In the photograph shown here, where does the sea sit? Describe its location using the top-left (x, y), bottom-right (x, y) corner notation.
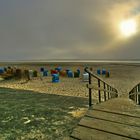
top-left (0, 59), bottom-right (140, 65)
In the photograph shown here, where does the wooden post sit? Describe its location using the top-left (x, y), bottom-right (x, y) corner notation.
top-left (138, 84), bottom-right (140, 92)
top-left (98, 79), bottom-right (101, 103)
top-left (110, 87), bottom-right (112, 98)
top-left (89, 73), bottom-right (92, 107)
top-left (138, 84), bottom-right (140, 105)
top-left (103, 82), bottom-right (106, 101)
top-left (129, 91), bottom-right (132, 100)
top-left (132, 88), bottom-right (135, 101)
top-left (135, 87), bottom-right (137, 103)
top-left (115, 89), bottom-right (118, 97)
top-left (107, 85), bottom-right (110, 99)
top-left (137, 93), bottom-right (140, 105)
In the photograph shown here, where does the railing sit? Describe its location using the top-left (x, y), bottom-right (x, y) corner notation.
top-left (85, 67), bottom-right (118, 107)
top-left (129, 83), bottom-right (140, 105)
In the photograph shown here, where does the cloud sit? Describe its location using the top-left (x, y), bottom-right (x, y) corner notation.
top-left (0, 0), bottom-right (140, 60)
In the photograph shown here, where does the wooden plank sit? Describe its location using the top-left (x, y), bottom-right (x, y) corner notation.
top-left (86, 84), bottom-right (117, 95)
top-left (91, 108), bottom-right (140, 119)
top-left (129, 92), bottom-right (140, 105)
top-left (129, 92), bottom-right (140, 96)
top-left (107, 85), bottom-right (110, 99)
top-left (71, 125), bottom-right (133, 140)
top-left (98, 79), bottom-right (101, 103)
top-left (137, 94), bottom-right (140, 105)
top-left (86, 109), bottom-right (140, 127)
top-left (79, 116), bottom-right (140, 140)
top-left (103, 82), bottom-right (107, 101)
top-left (88, 73), bottom-right (92, 107)
top-left (84, 68), bottom-right (113, 88)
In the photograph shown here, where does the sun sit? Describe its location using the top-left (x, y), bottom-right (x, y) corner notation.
top-left (119, 19), bottom-right (137, 37)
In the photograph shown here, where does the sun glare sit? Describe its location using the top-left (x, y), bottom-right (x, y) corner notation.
top-left (119, 19), bottom-right (137, 37)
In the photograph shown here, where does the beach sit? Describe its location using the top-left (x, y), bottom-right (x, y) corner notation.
top-left (0, 62), bottom-right (140, 98)
top-left (0, 62), bottom-right (140, 139)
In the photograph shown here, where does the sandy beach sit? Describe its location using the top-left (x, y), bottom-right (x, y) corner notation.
top-left (0, 62), bottom-right (140, 98)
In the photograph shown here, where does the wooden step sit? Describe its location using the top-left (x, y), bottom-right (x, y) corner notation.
top-left (78, 116), bottom-right (140, 140)
top-left (71, 125), bottom-right (134, 140)
top-left (86, 109), bottom-right (140, 127)
top-left (70, 98), bottom-right (140, 140)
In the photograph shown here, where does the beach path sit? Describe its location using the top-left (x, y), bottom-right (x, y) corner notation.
top-left (70, 97), bottom-right (140, 140)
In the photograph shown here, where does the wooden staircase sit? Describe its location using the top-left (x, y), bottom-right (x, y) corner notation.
top-left (69, 68), bottom-right (140, 140)
top-left (70, 98), bottom-right (140, 140)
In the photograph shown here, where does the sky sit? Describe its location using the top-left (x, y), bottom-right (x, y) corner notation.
top-left (0, 0), bottom-right (140, 61)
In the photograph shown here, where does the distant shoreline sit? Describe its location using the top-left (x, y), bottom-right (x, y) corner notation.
top-left (0, 60), bottom-right (140, 66)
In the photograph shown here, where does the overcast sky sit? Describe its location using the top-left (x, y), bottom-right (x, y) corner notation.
top-left (0, 0), bottom-right (140, 61)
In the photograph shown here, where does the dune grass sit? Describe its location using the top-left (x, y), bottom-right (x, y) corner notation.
top-left (0, 88), bottom-right (88, 140)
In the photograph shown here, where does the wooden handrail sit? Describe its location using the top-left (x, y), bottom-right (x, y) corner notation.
top-left (129, 83), bottom-right (140, 93)
top-left (85, 67), bottom-right (111, 87)
top-left (84, 67), bottom-right (118, 108)
top-left (86, 84), bottom-right (118, 95)
top-left (129, 92), bottom-right (140, 96)
top-left (129, 83), bottom-right (140, 105)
